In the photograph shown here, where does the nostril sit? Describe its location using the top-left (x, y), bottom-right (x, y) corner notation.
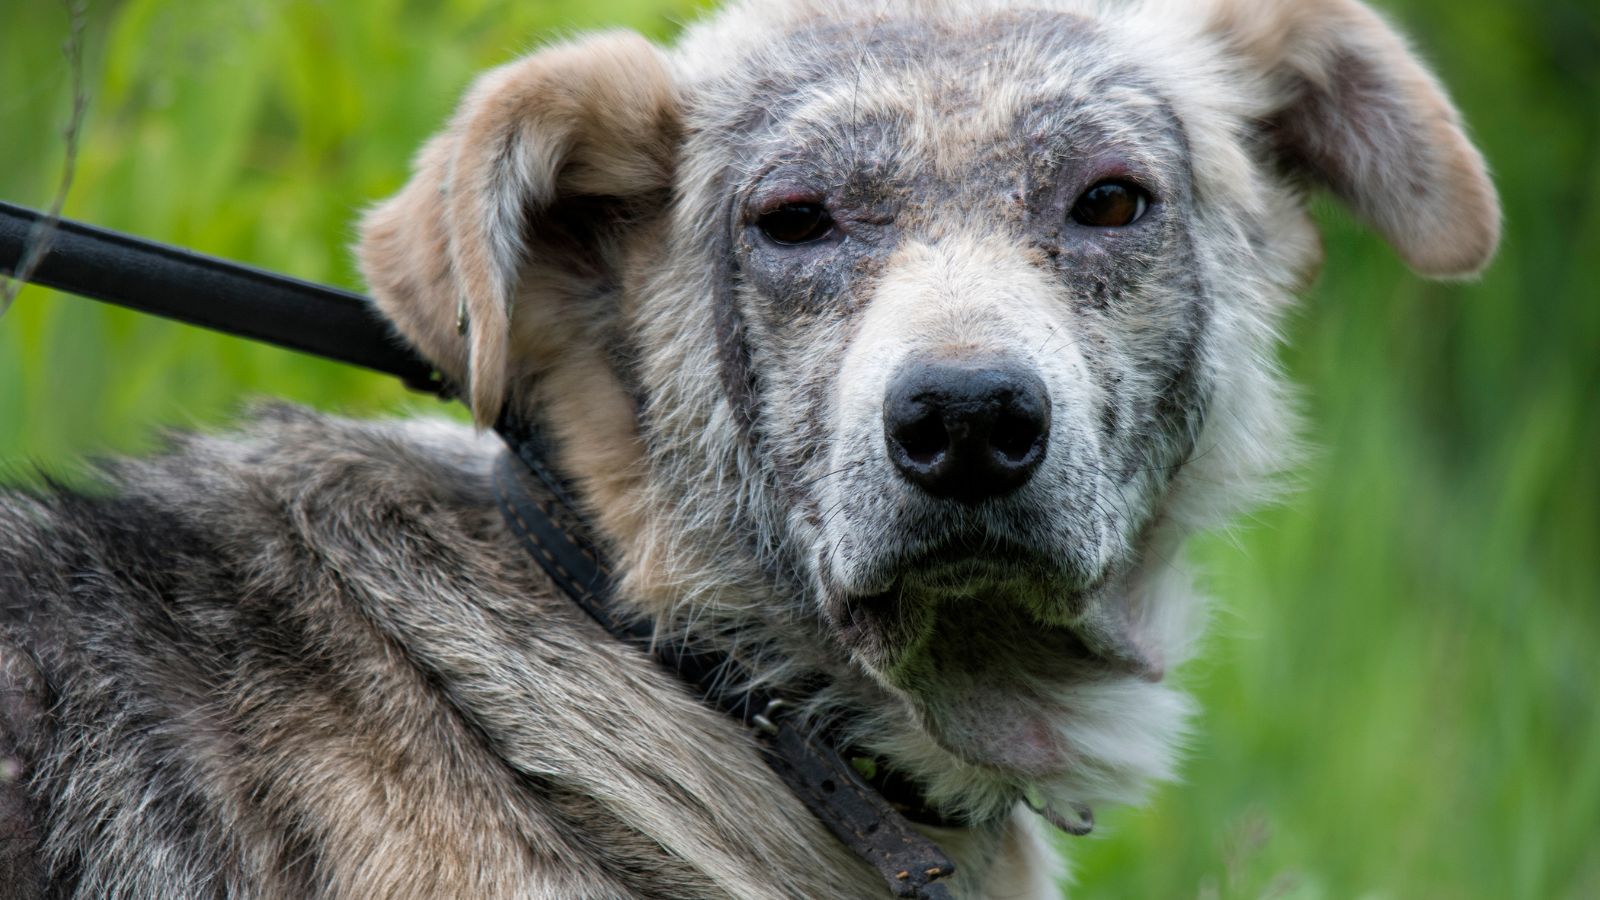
top-left (990, 406), bottom-right (1042, 462)
top-left (894, 407), bottom-right (948, 466)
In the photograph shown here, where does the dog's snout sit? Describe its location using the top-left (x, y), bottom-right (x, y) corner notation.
top-left (883, 358), bottom-right (1051, 503)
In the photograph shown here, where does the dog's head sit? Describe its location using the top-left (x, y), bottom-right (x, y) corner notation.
top-left (360, 0), bottom-right (1496, 821)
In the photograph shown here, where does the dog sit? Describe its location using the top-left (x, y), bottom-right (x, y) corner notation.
top-left (0, 0), bottom-right (1497, 896)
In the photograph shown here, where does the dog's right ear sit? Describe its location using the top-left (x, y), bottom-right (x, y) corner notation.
top-left (358, 32), bottom-right (678, 426)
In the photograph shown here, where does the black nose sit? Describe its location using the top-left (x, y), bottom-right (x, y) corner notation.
top-left (883, 358), bottom-right (1051, 503)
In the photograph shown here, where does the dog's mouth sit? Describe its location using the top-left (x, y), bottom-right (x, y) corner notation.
top-left (823, 543), bottom-right (1161, 778)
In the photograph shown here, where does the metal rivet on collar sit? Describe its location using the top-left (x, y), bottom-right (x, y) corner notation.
top-left (751, 698), bottom-right (790, 736)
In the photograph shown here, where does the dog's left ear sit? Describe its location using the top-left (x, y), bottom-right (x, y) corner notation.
top-left (359, 32), bottom-right (678, 426)
top-left (1208, 0), bottom-right (1500, 277)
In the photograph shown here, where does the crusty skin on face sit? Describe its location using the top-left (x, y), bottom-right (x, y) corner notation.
top-left (0, 1), bottom-right (1496, 897)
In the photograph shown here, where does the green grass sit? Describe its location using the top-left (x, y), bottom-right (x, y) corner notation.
top-left (3, 1), bottom-right (1597, 896)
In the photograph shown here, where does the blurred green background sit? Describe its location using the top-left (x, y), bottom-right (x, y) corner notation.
top-left (2, 0), bottom-right (1596, 896)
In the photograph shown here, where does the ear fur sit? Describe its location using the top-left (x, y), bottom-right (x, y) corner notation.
top-left (1208, 0), bottom-right (1500, 277)
top-left (358, 32), bottom-right (678, 425)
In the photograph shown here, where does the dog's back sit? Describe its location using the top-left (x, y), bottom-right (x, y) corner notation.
top-left (0, 408), bottom-right (918, 899)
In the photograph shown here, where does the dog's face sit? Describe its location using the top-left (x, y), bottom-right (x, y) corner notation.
top-left (361, 0), bottom-right (1497, 817)
top-left (709, 14), bottom-right (1216, 776)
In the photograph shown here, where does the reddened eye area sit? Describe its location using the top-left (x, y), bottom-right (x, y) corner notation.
top-left (757, 202), bottom-right (835, 244)
top-left (1069, 181), bottom-right (1150, 228)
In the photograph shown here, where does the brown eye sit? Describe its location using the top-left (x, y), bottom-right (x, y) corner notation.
top-left (757, 202), bottom-right (834, 244)
top-left (1069, 181), bottom-right (1150, 228)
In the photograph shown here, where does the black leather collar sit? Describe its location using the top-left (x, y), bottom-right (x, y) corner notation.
top-left (492, 413), bottom-right (959, 899)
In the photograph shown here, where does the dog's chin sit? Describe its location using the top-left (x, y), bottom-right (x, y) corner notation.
top-left (828, 560), bottom-right (1162, 780)
top-left (900, 603), bottom-right (1101, 778)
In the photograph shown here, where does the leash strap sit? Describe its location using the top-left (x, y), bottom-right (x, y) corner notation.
top-left (493, 415), bottom-right (957, 900)
top-left (0, 200), bottom-right (444, 393)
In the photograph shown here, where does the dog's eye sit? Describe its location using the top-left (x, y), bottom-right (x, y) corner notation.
top-left (757, 202), bottom-right (835, 245)
top-left (1069, 181), bottom-right (1150, 228)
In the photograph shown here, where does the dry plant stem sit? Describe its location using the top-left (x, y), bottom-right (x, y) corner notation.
top-left (0, 0), bottom-right (90, 317)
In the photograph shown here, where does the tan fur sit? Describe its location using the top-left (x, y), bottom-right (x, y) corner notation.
top-left (357, 31), bottom-right (680, 426)
top-left (1201, 0), bottom-right (1500, 275)
top-left (219, 594), bottom-right (544, 899)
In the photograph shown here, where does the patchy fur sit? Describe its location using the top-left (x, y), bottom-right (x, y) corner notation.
top-left (0, 0), bottom-right (1495, 896)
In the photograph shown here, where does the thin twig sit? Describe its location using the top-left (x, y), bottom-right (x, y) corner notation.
top-left (0, 0), bottom-right (90, 316)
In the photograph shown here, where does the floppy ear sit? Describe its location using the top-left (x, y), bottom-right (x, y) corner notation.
top-left (358, 32), bottom-right (678, 426)
top-left (1209, 0), bottom-right (1499, 277)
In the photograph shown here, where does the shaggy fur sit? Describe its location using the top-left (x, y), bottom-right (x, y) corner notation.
top-left (0, 0), bottom-right (1495, 896)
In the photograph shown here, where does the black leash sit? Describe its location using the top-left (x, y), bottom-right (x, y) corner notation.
top-left (0, 200), bottom-right (444, 394)
top-left (2, 200), bottom-right (960, 898)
